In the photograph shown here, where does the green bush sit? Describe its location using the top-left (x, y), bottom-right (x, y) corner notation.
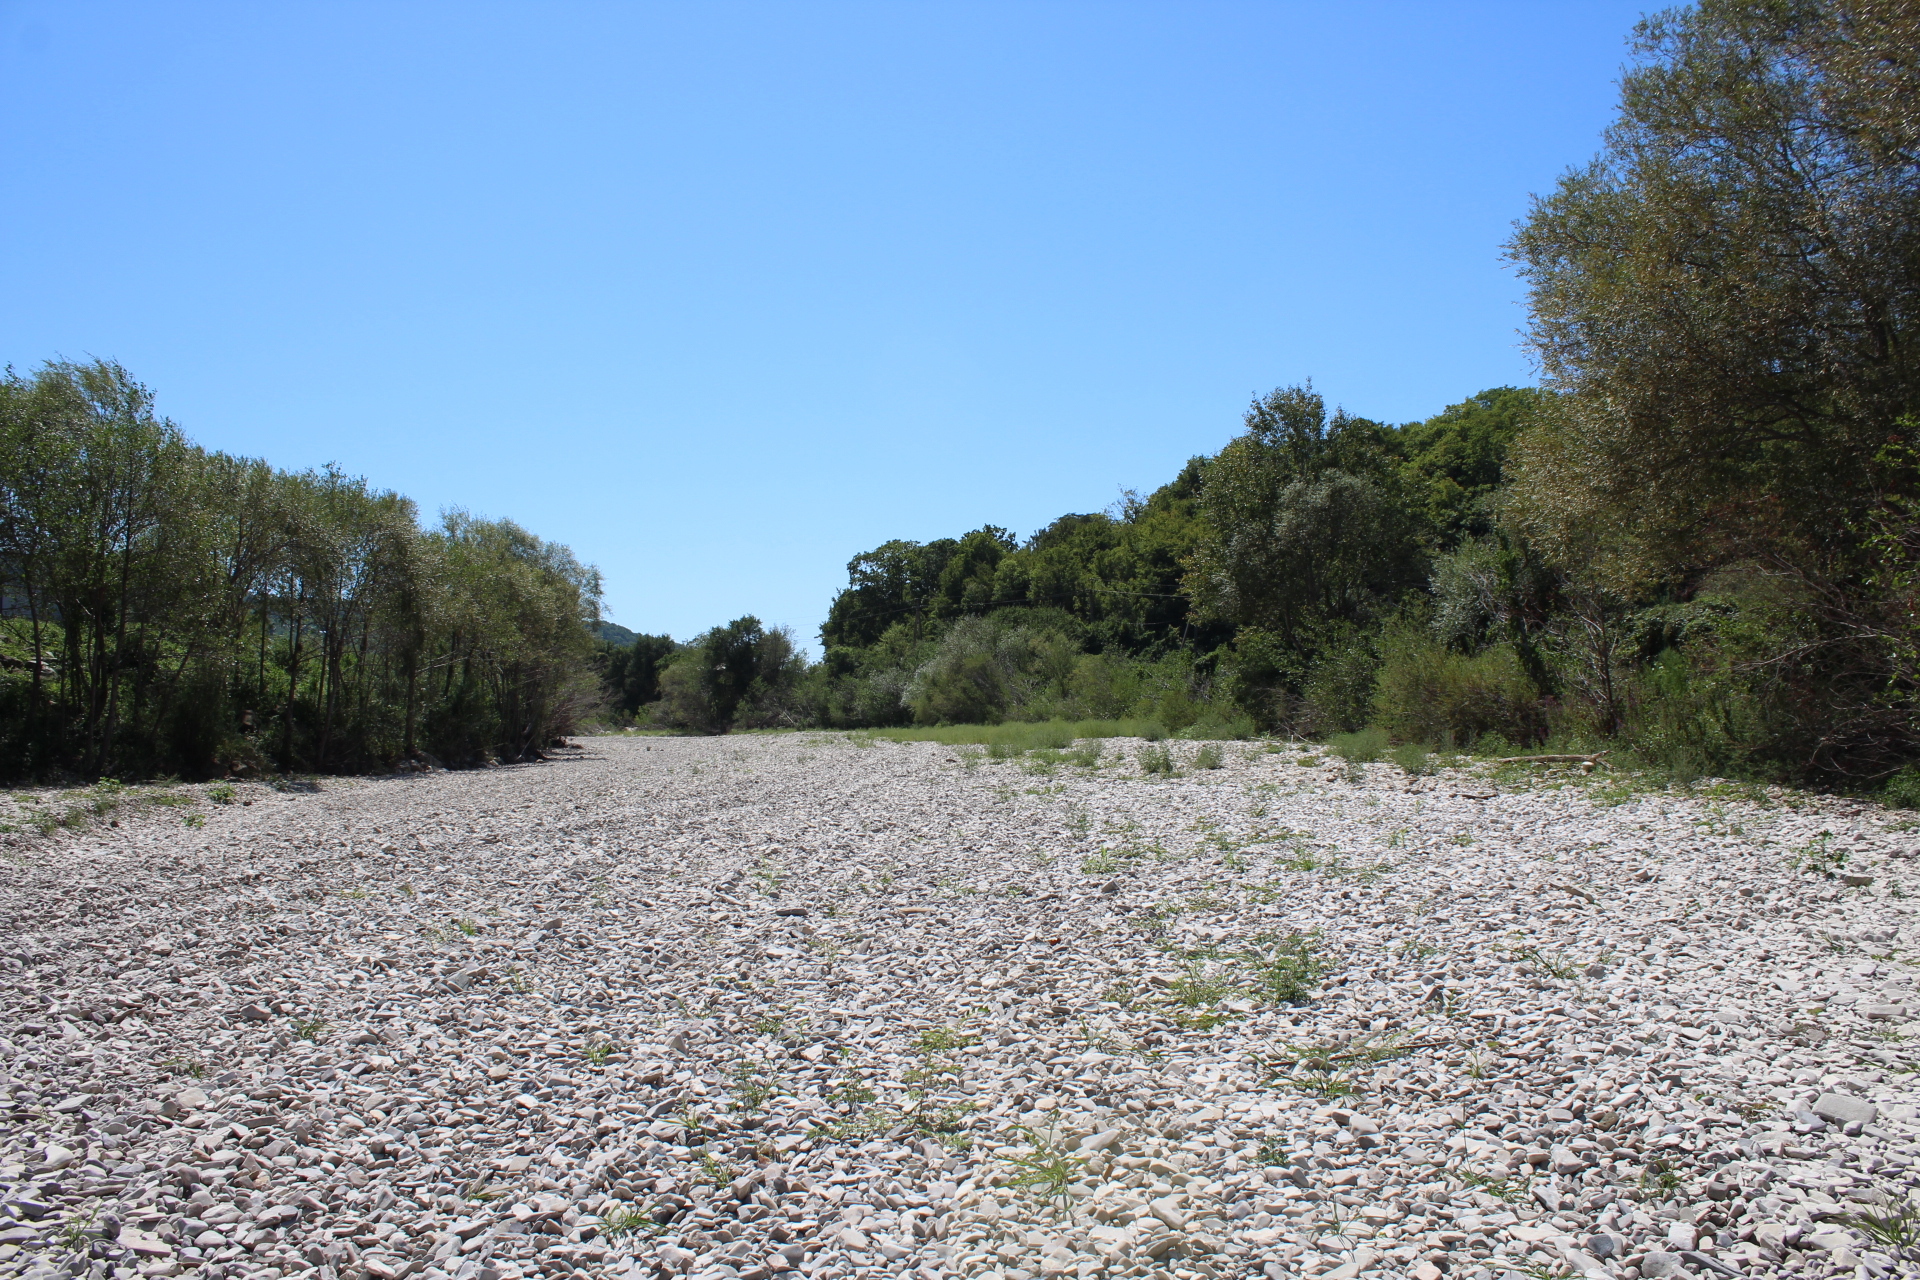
top-left (1193, 743), bottom-right (1224, 770)
top-left (1390, 742), bottom-right (1433, 776)
top-left (1886, 765), bottom-right (1920, 810)
top-left (1372, 626), bottom-right (1545, 748)
top-left (1138, 745), bottom-right (1174, 776)
top-left (1300, 632), bottom-right (1381, 734)
top-left (1327, 727), bottom-right (1389, 763)
top-left (1177, 711), bottom-right (1257, 741)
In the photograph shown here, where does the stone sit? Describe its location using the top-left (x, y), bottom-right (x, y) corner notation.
top-left (1549, 1144), bottom-right (1588, 1175)
top-left (12, 733), bottom-right (1920, 1280)
top-left (1811, 1092), bottom-right (1877, 1127)
top-left (1638, 1251), bottom-right (1684, 1278)
top-left (34, 1143), bottom-right (75, 1171)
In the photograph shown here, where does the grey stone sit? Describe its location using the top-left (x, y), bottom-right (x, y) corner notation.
top-left (1638, 1252), bottom-right (1683, 1279)
top-left (1811, 1092), bottom-right (1877, 1127)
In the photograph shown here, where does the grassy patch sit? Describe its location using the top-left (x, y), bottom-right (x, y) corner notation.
top-left (1327, 728), bottom-right (1389, 764)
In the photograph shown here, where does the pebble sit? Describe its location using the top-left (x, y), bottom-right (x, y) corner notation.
top-left (3, 734), bottom-right (1920, 1280)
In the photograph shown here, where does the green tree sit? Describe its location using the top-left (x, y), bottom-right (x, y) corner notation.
top-left (1188, 384), bottom-right (1425, 649)
top-left (1506, 0), bottom-right (1920, 583)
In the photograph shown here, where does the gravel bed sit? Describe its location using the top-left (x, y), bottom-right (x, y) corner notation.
top-left (4, 733), bottom-right (1920, 1280)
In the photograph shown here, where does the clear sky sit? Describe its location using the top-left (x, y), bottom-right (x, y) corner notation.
top-left (0, 1), bottom-right (1648, 648)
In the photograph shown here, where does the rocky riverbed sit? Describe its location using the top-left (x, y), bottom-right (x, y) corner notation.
top-left (4, 733), bottom-right (1920, 1280)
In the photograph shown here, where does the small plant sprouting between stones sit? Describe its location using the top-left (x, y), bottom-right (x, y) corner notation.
top-left (293, 1017), bottom-right (329, 1042)
top-left (1138, 745), bottom-right (1174, 777)
top-left (1453, 1168), bottom-right (1530, 1205)
top-left (207, 782), bottom-right (237, 804)
top-left (1792, 830), bottom-right (1849, 879)
top-left (1004, 1125), bottom-right (1085, 1213)
top-left (1846, 1192), bottom-right (1920, 1256)
top-left (1193, 743), bottom-right (1224, 770)
top-left (601, 1203), bottom-right (660, 1239)
top-left (1503, 937), bottom-right (1582, 981)
top-left (461, 1176), bottom-right (502, 1203)
top-left (1253, 930), bottom-right (1329, 1003)
top-left (584, 1040), bottom-right (616, 1066)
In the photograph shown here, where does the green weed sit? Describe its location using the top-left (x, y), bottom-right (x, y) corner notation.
top-left (1454, 1169), bottom-right (1530, 1205)
top-left (1167, 961), bottom-right (1236, 1009)
top-left (1193, 743), bottom-right (1224, 770)
top-left (207, 783), bottom-right (237, 805)
top-left (1792, 831), bottom-right (1849, 879)
top-left (1252, 930), bottom-right (1328, 1003)
top-left (1505, 940), bottom-right (1581, 980)
top-left (1004, 1125), bottom-right (1085, 1212)
top-left (1845, 1193), bottom-right (1920, 1253)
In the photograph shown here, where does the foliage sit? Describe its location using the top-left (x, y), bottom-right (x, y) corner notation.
top-left (1326, 728), bottom-right (1389, 765)
top-left (1373, 624), bottom-right (1547, 749)
top-left (1505, 0), bottom-right (1920, 782)
top-left (0, 360), bottom-right (601, 779)
top-left (1187, 384), bottom-right (1425, 650)
top-left (649, 617), bottom-right (807, 733)
top-left (598, 632), bottom-right (676, 720)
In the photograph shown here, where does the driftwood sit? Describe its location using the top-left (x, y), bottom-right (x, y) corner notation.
top-left (1495, 750), bottom-right (1611, 768)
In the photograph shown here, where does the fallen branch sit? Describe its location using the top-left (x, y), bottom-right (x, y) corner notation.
top-left (1494, 751), bottom-right (1611, 768)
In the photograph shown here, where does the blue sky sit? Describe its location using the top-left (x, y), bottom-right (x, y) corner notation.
top-left (0, 1), bottom-right (1648, 647)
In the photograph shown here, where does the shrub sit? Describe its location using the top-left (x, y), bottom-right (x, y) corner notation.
top-left (1372, 626), bottom-right (1546, 748)
top-left (1327, 727), bottom-right (1389, 764)
top-left (1300, 632), bottom-right (1380, 734)
top-left (1886, 765), bottom-right (1920, 810)
top-left (1193, 743), bottom-right (1224, 770)
top-left (1390, 742), bottom-right (1433, 776)
top-left (1177, 711), bottom-right (1257, 741)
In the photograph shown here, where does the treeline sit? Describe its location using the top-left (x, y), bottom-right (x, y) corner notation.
top-left (0, 360), bottom-right (602, 780)
top-left (621, 0), bottom-right (1920, 796)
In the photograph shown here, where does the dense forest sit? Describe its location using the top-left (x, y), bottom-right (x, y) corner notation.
top-left (8, 0), bottom-right (1918, 797)
top-left (619, 0), bottom-right (1920, 797)
top-left (0, 360), bottom-right (603, 779)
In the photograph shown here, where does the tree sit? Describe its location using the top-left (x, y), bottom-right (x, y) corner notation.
top-left (1505, 0), bottom-right (1920, 778)
top-left (1506, 0), bottom-right (1920, 582)
top-left (1187, 384), bottom-right (1425, 649)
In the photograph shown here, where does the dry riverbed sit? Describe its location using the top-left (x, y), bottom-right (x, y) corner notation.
top-left (4, 733), bottom-right (1920, 1280)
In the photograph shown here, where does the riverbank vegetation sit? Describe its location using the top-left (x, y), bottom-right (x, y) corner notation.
top-left (0, 360), bottom-right (602, 779)
top-left (622, 1), bottom-right (1920, 800)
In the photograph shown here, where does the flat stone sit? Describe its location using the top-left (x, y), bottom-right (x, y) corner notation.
top-left (1812, 1092), bottom-right (1877, 1127)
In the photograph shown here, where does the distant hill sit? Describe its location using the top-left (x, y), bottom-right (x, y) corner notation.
top-left (594, 621), bottom-right (639, 647)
